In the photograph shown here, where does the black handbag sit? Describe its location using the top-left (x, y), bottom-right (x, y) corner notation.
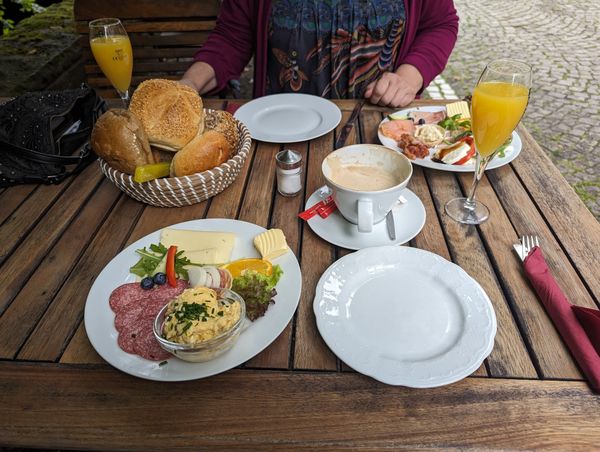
top-left (0, 85), bottom-right (106, 187)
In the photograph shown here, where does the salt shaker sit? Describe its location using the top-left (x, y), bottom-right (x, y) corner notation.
top-left (275, 149), bottom-right (303, 197)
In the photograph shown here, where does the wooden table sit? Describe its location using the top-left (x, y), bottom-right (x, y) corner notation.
top-left (1, 99), bottom-right (599, 450)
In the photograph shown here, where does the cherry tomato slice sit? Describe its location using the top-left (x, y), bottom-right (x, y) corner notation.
top-left (453, 137), bottom-right (476, 165)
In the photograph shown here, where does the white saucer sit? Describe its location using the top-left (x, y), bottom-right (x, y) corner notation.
top-left (305, 187), bottom-right (426, 250)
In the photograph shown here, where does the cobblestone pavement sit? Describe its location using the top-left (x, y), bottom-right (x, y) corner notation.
top-left (433, 0), bottom-right (600, 219)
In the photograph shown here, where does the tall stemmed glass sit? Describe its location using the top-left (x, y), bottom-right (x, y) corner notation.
top-left (445, 59), bottom-right (532, 224)
top-left (89, 18), bottom-right (133, 106)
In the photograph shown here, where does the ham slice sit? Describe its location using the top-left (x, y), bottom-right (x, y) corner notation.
top-left (408, 110), bottom-right (446, 124)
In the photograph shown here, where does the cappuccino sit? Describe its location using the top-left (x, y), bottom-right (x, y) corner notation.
top-left (326, 157), bottom-right (401, 191)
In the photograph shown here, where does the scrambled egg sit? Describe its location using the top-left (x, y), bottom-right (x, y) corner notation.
top-left (162, 287), bottom-right (241, 344)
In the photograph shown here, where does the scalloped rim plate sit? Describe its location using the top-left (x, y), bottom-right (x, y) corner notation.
top-left (313, 246), bottom-right (496, 387)
top-left (84, 219), bottom-right (302, 382)
top-left (378, 106), bottom-right (522, 172)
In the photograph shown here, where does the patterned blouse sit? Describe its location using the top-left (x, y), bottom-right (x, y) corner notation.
top-left (266, 0), bottom-right (406, 98)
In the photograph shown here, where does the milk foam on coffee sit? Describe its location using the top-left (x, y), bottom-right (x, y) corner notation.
top-left (326, 155), bottom-right (401, 191)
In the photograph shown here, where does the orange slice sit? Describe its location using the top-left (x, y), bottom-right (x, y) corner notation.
top-left (220, 258), bottom-right (273, 278)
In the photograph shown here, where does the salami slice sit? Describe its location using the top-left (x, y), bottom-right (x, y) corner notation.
top-left (109, 283), bottom-right (147, 312)
top-left (110, 279), bottom-right (189, 360)
top-left (133, 324), bottom-right (171, 361)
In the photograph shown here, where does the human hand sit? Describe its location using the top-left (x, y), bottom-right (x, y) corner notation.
top-left (364, 64), bottom-right (424, 107)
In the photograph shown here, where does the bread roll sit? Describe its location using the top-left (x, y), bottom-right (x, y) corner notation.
top-left (129, 79), bottom-right (204, 151)
top-left (91, 109), bottom-right (154, 174)
top-left (204, 110), bottom-right (239, 155)
top-left (170, 130), bottom-right (232, 177)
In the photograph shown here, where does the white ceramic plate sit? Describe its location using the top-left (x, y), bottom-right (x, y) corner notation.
top-left (84, 219), bottom-right (302, 382)
top-left (378, 106), bottom-right (522, 172)
top-left (314, 246), bottom-right (496, 387)
top-left (305, 187), bottom-right (425, 250)
top-left (234, 93), bottom-right (342, 143)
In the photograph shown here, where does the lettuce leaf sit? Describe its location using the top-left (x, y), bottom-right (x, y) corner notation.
top-left (232, 265), bottom-right (283, 320)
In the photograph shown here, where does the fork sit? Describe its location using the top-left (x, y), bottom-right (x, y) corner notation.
top-left (521, 235), bottom-right (540, 260)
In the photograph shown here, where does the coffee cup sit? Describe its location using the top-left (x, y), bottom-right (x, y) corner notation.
top-left (322, 144), bottom-right (412, 232)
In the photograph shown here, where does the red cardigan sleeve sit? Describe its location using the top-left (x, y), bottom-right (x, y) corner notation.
top-left (193, 0), bottom-right (257, 94)
top-left (400, 0), bottom-right (459, 89)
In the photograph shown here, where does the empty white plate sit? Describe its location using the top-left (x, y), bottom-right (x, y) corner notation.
top-left (313, 246), bottom-right (496, 387)
top-left (234, 93), bottom-right (342, 143)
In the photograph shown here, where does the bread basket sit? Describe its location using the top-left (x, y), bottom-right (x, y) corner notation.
top-left (98, 109), bottom-right (252, 207)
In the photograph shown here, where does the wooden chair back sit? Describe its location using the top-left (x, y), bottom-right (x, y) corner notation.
top-left (74, 0), bottom-right (220, 98)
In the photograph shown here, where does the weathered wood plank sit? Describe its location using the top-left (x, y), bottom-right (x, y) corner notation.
top-left (0, 181), bottom-right (69, 265)
top-left (0, 164), bottom-right (103, 314)
top-left (0, 180), bottom-right (121, 358)
top-left (511, 125), bottom-right (600, 301)
top-left (85, 61), bottom-right (192, 75)
top-left (74, 0), bottom-right (220, 20)
top-left (426, 170), bottom-right (537, 378)
top-left (1, 364), bottom-right (599, 450)
top-left (17, 195), bottom-right (145, 361)
top-left (76, 20), bottom-right (217, 34)
top-left (60, 321), bottom-right (105, 364)
top-left (246, 142), bottom-right (308, 369)
top-left (0, 184), bottom-right (37, 225)
top-left (472, 165), bottom-right (584, 379)
top-left (294, 131), bottom-right (337, 370)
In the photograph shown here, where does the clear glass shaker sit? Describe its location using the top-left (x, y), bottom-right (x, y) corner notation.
top-left (275, 149), bottom-right (303, 197)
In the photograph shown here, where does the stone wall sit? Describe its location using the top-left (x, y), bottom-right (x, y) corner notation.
top-left (0, 0), bottom-right (83, 96)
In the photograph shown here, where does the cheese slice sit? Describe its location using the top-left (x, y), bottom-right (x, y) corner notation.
top-left (446, 101), bottom-right (471, 119)
top-left (254, 229), bottom-right (289, 261)
top-left (160, 229), bottom-right (236, 264)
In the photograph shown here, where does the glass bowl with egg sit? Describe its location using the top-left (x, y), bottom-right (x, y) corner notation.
top-left (153, 287), bottom-right (246, 363)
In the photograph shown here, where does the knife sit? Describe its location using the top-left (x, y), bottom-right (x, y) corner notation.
top-left (386, 210), bottom-right (396, 240)
top-left (334, 100), bottom-right (365, 149)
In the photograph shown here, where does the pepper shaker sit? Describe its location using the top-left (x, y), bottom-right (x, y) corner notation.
top-left (275, 149), bottom-right (303, 197)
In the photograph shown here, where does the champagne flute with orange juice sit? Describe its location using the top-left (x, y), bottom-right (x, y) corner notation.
top-left (89, 18), bottom-right (133, 106)
top-left (445, 59), bottom-right (532, 224)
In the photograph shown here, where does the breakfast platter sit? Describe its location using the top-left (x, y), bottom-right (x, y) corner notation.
top-left (378, 104), bottom-right (522, 172)
top-left (313, 246), bottom-right (497, 387)
top-left (84, 219), bottom-right (302, 382)
top-left (234, 93), bottom-right (342, 143)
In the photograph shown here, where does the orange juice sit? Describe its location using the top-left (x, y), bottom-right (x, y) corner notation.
top-left (471, 81), bottom-right (529, 157)
top-left (90, 35), bottom-right (133, 93)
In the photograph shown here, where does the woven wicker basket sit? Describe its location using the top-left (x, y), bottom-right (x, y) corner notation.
top-left (99, 109), bottom-right (252, 207)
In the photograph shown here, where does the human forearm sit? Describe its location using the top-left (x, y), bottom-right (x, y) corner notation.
top-left (180, 61), bottom-right (218, 94)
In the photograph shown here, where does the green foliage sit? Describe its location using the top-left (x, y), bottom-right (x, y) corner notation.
top-left (0, 0), bottom-right (46, 36)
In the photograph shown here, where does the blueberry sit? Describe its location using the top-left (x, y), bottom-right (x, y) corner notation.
top-left (140, 277), bottom-right (154, 290)
top-left (153, 272), bottom-right (167, 285)
top-left (418, 118), bottom-right (426, 125)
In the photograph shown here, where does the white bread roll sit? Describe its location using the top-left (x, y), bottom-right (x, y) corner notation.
top-left (91, 109), bottom-right (155, 174)
top-left (129, 79), bottom-right (204, 151)
top-left (170, 130), bottom-right (232, 177)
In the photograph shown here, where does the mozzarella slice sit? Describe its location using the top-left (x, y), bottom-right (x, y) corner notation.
top-left (438, 142), bottom-right (471, 165)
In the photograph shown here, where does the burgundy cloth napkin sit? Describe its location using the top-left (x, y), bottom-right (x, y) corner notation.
top-left (523, 246), bottom-right (600, 392)
top-left (225, 103), bottom-right (240, 115)
top-left (573, 306), bottom-right (600, 357)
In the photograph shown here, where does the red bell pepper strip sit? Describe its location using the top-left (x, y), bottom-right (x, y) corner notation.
top-left (166, 245), bottom-right (177, 287)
